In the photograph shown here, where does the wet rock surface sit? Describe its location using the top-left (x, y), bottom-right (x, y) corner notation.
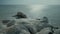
top-left (0, 19), bottom-right (59, 34)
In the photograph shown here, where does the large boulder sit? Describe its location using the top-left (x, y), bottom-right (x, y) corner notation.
top-left (0, 18), bottom-right (56, 34)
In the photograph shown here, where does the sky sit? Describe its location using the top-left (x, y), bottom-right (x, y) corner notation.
top-left (0, 0), bottom-right (60, 5)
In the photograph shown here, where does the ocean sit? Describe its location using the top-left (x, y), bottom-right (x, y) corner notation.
top-left (0, 5), bottom-right (60, 27)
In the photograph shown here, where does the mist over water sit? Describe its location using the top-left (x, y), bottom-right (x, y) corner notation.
top-left (0, 5), bottom-right (60, 27)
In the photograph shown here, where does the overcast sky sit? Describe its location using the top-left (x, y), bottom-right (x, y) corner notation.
top-left (0, 0), bottom-right (60, 5)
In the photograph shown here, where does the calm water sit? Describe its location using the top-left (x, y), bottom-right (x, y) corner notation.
top-left (0, 5), bottom-right (60, 27)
